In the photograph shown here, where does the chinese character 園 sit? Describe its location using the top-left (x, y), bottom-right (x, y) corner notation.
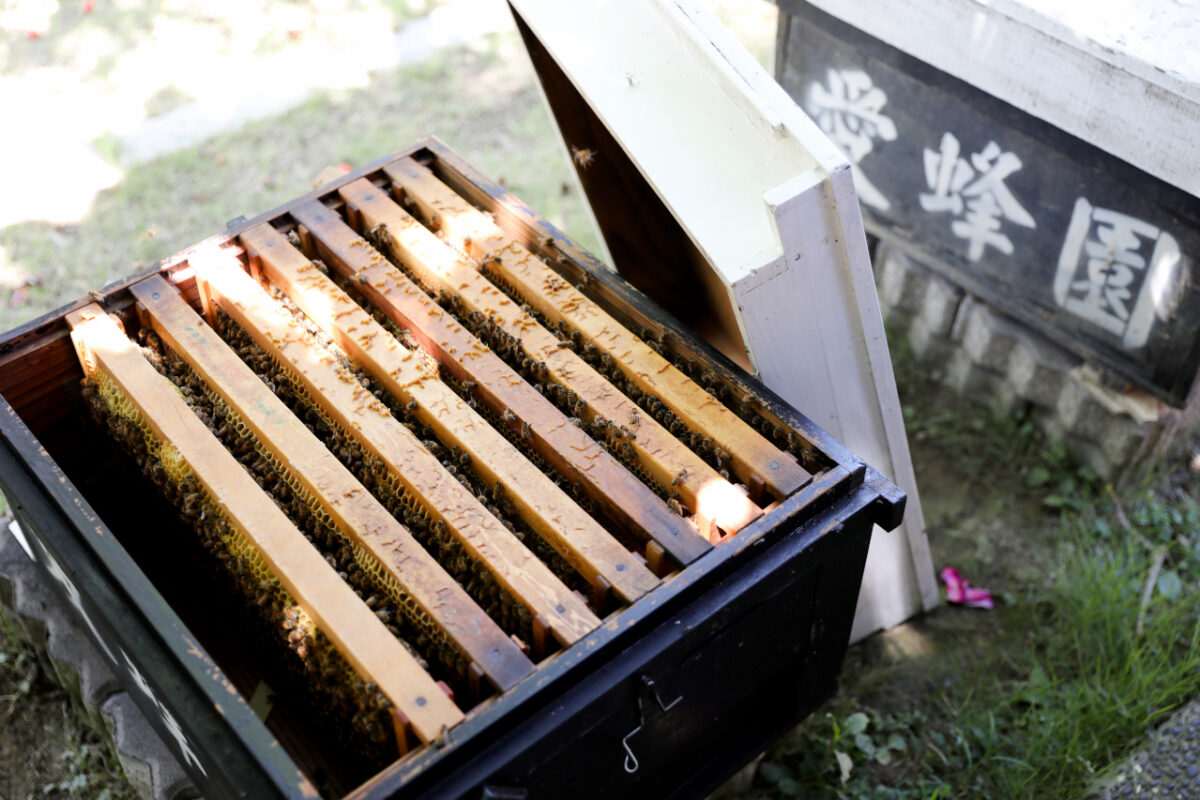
top-left (1054, 198), bottom-right (1181, 349)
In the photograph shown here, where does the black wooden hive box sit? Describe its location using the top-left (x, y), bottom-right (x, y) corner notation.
top-left (0, 139), bottom-right (904, 799)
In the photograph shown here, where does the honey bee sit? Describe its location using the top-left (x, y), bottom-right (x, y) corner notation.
top-left (570, 146), bottom-right (597, 169)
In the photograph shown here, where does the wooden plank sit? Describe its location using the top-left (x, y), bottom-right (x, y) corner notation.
top-left (286, 199), bottom-right (711, 566)
top-left (64, 304), bottom-right (462, 745)
top-left (333, 180), bottom-right (763, 535)
top-left (194, 251), bottom-right (602, 644)
top-left (386, 158), bottom-right (812, 500)
top-left (125, 274), bottom-right (534, 692)
top-left (238, 223), bottom-right (659, 604)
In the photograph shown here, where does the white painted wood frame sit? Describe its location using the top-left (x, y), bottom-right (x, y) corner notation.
top-left (509, 0), bottom-right (939, 641)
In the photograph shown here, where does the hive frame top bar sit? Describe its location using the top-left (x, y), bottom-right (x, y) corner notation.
top-left (0, 134), bottom-right (869, 489)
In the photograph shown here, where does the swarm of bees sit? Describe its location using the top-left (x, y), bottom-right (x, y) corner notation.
top-left (82, 357), bottom-right (400, 759)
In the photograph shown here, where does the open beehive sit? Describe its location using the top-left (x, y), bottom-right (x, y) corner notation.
top-left (0, 140), bottom-right (903, 798)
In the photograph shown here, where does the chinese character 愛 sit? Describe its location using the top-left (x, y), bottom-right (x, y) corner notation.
top-left (807, 68), bottom-right (897, 211)
top-left (1054, 198), bottom-right (1181, 348)
top-left (919, 133), bottom-right (1035, 260)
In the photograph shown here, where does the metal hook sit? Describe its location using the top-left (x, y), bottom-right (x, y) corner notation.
top-left (622, 725), bottom-right (642, 773)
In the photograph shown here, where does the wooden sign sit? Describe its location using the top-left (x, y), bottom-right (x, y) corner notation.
top-left (777, 3), bottom-right (1200, 406)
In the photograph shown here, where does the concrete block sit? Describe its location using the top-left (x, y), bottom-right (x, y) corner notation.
top-left (919, 271), bottom-right (964, 338)
top-left (1062, 435), bottom-right (1115, 480)
top-left (955, 299), bottom-right (1021, 372)
top-left (907, 314), bottom-right (956, 363)
top-left (945, 348), bottom-right (1005, 404)
top-left (102, 692), bottom-right (198, 800)
top-left (1099, 416), bottom-right (1147, 468)
top-left (988, 380), bottom-right (1023, 419)
top-left (1007, 334), bottom-right (1078, 410)
top-left (46, 619), bottom-right (122, 709)
top-left (876, 246), bottom-right (928, 322)
top-left (1031, 405), bottom-right (1066, 442)
top-left (1056, 380), bottom-right (1147, 472)
top-left (2, 525), bottom-right (197, 800)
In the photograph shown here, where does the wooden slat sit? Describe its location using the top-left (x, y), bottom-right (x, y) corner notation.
top-left (65, 304), bottom-right (462, 745)
top-left (287, 199), bottom-right (711, 567)
top-left (125, 274), bottom-right (533, 693)
top-left (239, 223), bottom-right (659, 604)
top-left (195, 252), bottom-right (602, 645)
top-left (386, 157), bottom-right (813, 500)
top-left (335, 179), bottom-right (762, 536)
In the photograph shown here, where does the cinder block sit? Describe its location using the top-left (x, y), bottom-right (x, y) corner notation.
top-left (102, 692), bottom-right (198, 800)
top-left (907, 315), bottom-right (954, 362)
top-left (1062, 435), bottom-right (1115, 480)
top-left (876, 246), bottom-right (928, 322)
top-left (919, 271), bottom-right (964, 338)
top-left (1031, 405), bottom-right (1066, 442)
top-left (46, 619), bottom-right (122, 709)
top-left (2, 525), bottom-right (198, 800)
top-left (1007, 335), bottom-right (1078, 410)
top-left (0, 515), bottom-right (24, 609)
top-left (1056, 381), bottom-right (1147, 470)
top-left (988, 380), bottom-right (1023, 419)
top-left (1098, 415), bottom-right (1147, 468)
top-left (954, 299), bottom-right (1021, 373)
top-left (945, 348), bottom-right (1006, 405)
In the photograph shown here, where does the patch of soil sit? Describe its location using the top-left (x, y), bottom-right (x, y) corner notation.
top-left (0, 624), bottom-right (133, 800)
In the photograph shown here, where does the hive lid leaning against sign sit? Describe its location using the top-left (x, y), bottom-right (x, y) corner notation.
top-left (509, 0), bottom-right (939, 641)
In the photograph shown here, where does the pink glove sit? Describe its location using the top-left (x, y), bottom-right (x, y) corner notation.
top-left (940, 566), bottom-right (994, 609)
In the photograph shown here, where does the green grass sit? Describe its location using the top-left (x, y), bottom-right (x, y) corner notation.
top-left (0, 31), bottom-right (598, 332)
top-left (749, 386), bottom-right (1200, 799)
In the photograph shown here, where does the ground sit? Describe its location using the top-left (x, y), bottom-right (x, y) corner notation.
top-left (728, 343), bottom-right (1200, 798)
top-left (1, 2), bottom-right (1198, 799)
top-left (0, 616), bottom-right (133, 800)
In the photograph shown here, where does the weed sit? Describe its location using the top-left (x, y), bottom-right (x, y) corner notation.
top-left (753, 450), bottom-right (1200, 799)
top-left (1, 609), bottom-right (135, 799)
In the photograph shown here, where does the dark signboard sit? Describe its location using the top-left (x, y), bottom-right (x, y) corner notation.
top-left (776, 2), bottom-right (1200, 406)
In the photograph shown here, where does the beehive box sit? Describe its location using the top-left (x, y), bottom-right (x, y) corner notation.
top-left (0, 139), bottom-right (903, 799)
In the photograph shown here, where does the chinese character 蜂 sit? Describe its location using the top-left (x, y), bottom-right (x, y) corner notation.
top-left (919, 133), bottom-right (1035, 260)
top-left (1054, 198), bottom-right (1181, 348)
top-left (807, 68), bottom-right (897, 211)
